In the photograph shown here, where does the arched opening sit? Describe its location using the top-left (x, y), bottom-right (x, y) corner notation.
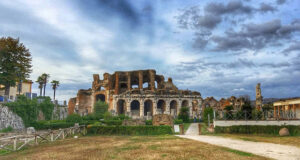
top-left (96, 94), bottom-right (105, 102)
top-left (170, 100), bottom-right (177, 116)
top-left (157, 100), bottom-right (166, 114)
top-left (117, 99), bottom-right (126, 115)
top-left (144, 100), bottom-right (153, 116)
top-left (182, 100), bottom-right (189, 108)
top-left (143, 82), bottom-right (149, 89)
top-left (130, 100), bottom-right (140, 117)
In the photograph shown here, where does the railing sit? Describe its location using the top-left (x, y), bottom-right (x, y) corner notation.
top-left (0, 125), bottom-right (87, 152)
top-left (215, 110), bottom-right (298, 121)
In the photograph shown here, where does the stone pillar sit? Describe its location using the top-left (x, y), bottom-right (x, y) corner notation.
top-left (177, 100), bottom-right (181, 116)
top-left (165, 100), bottom-right (170, 114)
top-left (138, 71), bottom-right (143, 89)
top-left (140, 99), bottom-right (144, 118)
top-left (127, 72), bottom-right (131, 90)
top-left (153, 100), bottom-right (157, 115)
top-left (273, 106), bottom-right (276, 119)
top-left (189, 101), bottom-right (193, 118)
top-left (115, 72), bottom-right (119, 94)
top-left (149, 70), bottom-right (155, 91)
top-left (293, 104), bottom-right (296, 118)
top-left (126, 100), bottom-right (131, 112)
top-left (277, 106), bottom-right (280, 119)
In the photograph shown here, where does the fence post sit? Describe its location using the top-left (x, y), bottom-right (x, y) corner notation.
top-left (244, 111), bottom-right (247, 120)
top-left (50, 131), bottom-right (54, 142)
top-left (35, 134), bottom-right (38, 145)
top-left (198, 123), bottom-right (202, 135)
top-left (13, 137), bottom-right (17, 151)
top-left (179, 124), bottom-right (184, 135)
top-left (62, 129), bottom-right (65, 139)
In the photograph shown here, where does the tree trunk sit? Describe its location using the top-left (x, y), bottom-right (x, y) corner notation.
top-left (4, 84), bottom-right (10, 102)
top-left (40, 88), bottom-right (42, 96)
top-left (53, 89), bottom-right (56, 100)
top-left (43, 84), bottom-right (46, 96)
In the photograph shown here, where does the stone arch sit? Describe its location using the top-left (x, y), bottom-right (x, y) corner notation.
top-left (144, 100), bottom-right (153, 116)
top-left (157, 100), bottom-right (166, 114)
top-left (130, 100), bottom-right (140, 117)
top-left (117, 99), bottom-right (126, 115)
top-left (181, 100), bottom-right (189, 108)
top-left (96, 94), bottom-right (105, 102)
top-left (170, 100), bottom-right (177, 116)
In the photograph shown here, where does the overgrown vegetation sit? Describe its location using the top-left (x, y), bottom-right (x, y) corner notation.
top-left (203, 107), bottom-right (213, 125)
top-left (215, 125), bottom-right (300, 136)
top-left (0, 126), bottom-right (13, 133)
top-left (66, 114), bottom-right (83, 123)
top-left (178, 107), bottom-right (189, 123)
top-left (87, 125), bottom-right (173, 135)
top-left (6, 95), bottom-right (54, 127)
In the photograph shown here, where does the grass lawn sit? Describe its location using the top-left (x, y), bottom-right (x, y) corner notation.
top-left (0, 135), bottom-right (268, 160)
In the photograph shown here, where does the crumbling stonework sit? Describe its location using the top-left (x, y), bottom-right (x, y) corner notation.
top-left (219, 96), bottom-right (245, 111)
top-left (0, 105), bottom-right (24, 130)
top-left (256, 83), bottom-right (263, 110)
top-left (69, 69), bottom-right (203, 119)
top-left (152, 114), bottom-right (173, 126)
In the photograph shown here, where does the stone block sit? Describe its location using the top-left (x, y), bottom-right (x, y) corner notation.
top-left (279, 127), bottom-right (289, 136)
top-left (152, 114), bottom-right (173, 126)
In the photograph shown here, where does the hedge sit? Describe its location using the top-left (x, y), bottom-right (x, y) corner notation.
top-left (87, 125), bottom-right (173, 135)
top-left (214, 125), bottom-right (300, 136)
top-left (174, 119), bottom-right (183, 124)
top-left (31, 120), bottom-right (98, 130)
top-left (101, 120), bottom-right (123, 126)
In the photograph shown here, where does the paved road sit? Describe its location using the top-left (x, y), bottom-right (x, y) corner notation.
top-left (177, 123), bottom-right (300, 160)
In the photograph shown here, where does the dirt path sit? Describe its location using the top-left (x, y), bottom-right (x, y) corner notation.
top-left (177, 123), bottom-right (300, 160)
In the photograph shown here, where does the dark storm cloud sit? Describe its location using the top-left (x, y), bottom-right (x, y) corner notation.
top-left (276, 0), bottom-right (286, 5)
top-left (282, 42), bottom-right (300, 53)
top-left (211, 19), bottom-right (300, 51)
top-left (204, 1), bottom-right (253, 16)
top-left (226, 58), bottom-right (255, 68)
top-left (258, 3), bottom-right (277, 13)
top-left (259, 62), bottom-right (290, 68)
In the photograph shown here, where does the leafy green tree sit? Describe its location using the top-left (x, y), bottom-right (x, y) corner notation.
top-left (178, 107), bottom-right (189, 123)
top-left (36, 76), bottom-right (44, 96)
top-left (94, 100), bottom-right (108, 116)
top-left (38, 96), bottom-right (54, 120)
top-left (203, 107), bottom-right (213, 125)
top-left (66, 114), bottom-right (83, 123)
top-left (0, 37), bottom-right (32, 100)
top-left (51, 80), bottom-right (60, 100)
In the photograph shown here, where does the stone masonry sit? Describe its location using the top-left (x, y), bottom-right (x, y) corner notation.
top-left (68, 69), bottom-right (203, 119)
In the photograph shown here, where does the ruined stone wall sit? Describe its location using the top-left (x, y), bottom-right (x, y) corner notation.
top-left (0, 104), bottom-right (24, 130)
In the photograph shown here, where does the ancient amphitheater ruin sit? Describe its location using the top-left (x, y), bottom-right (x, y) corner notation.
top-left (68, 69), bottom-right (203, 119)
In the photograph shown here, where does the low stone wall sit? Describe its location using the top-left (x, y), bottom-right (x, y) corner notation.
top-left (214, 120), bottom-right (300, 127)
top-left (0, 105), bottom-right (25, 130)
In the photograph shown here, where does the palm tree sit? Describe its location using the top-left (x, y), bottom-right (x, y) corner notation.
top-left (36, 76), bottom-right (44, 96)
top-left (51, 80), bottom-right (60, 100)
top-left (41, 73), bottom-right (50, 96)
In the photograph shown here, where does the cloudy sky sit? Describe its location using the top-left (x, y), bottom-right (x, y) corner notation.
top-left (1, 0), bottom-right (299, 101)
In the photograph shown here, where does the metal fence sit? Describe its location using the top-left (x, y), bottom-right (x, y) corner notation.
top-left (215, 110), bottom-right (298, 121)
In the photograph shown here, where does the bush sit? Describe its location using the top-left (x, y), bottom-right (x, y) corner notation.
top-left (94, 100), bottom-right (108, 116)
top-left (87, 125), bottom-right (173, 135)
top-left (103, 111), bottom-right (112, 120)
top-left (203, 107), bottom-right (213, 125)
top-left (178, 107), bottom-right (189, 123)
top-left (0, 126), bottom-right (13, 133)
top-left (252, 109), bottom-right (263, 120)
top-left (30, 121), bottom-right (74, 130)
top-left (66, 114), bottom-right (83, 123)
top-left (37, 97), bottom-right (54, 120)
top-left (174, 119), bottom-right (183, 124)
top-left (113, 114), bottom-right (130, 120)
top-left (145, 120), bottom-right (152, 125)
top-left (101, 120), bottom-right (123, 126)
top-left (214, 125), bottom-right (300, 136)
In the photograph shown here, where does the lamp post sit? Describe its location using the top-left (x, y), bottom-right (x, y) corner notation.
top-left (16, 68), bottom-right (22, 96)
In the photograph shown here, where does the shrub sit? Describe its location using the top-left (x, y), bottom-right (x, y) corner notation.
top-left (101, 120), bottom-right (123, 126)
top-left (37, 97), bottom-right (54, 120)
top-left (174, 119), bottom-right (183, 124)
top-left (0, 126), bottom-right (13, 133)
top-left (178, 107), bottom-right (189, 123)
top-left (30, 121), bottom-right (74, 130)
top-left (114, 114), bottom-right (130, 120)
top-left (252, 109), bottom-right (263, 120)
top-left (103, 111), bottom-right (112, 120)
top-left (94, 100), bottom-right (108, 116)
top-left (145, 120), bottom-right (152, 125)
top-left (66, 114), bottom-right (83, 123)
top-left (203, 107), bottom-right (213, 125)
top-left (87, 125), bottom-right (173, 135)
top-left (214, 125), bottom-right (300, 136)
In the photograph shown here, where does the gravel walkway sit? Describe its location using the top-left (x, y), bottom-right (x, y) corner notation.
top-left (177, 123), bottom-right (300, 160)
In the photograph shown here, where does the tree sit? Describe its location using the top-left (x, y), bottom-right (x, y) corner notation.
top-left (41, 73), bottom-right (50, 96)
top-left (94, 100), bottom-right (108, 116)
top-left (178, 107), bottom-right (189, 123)
top-left (0, 37), bottom-right (32, 100)
top-left (51, 80), bottom-right (60, 100)
top-left (36, 76), bottom-right (44, 96)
